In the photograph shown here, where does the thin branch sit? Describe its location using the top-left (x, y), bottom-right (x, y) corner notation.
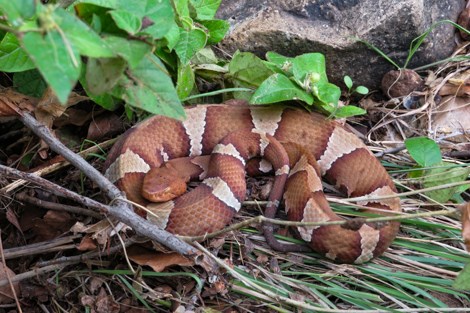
top-left (15, 192), bottom-right (102, 219)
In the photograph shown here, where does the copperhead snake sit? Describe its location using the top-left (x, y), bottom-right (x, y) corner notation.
top-left (104, 101), bottom-right (401, 264)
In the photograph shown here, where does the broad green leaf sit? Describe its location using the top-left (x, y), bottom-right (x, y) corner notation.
top-left (0, 0), bottom-right (35, 26)
top-left (137, 0), bottom-right (176, 39)
top-left (292, 53), bottom-right (327, 84)
top-left (250, 73), bottom-right (314, 105)
top-left (355, 85), bottom-right (369, 95)
top-left (191, 47), bottom-right (218, 65)
top-left (176, 63), bottom-right (195, 99)
top-left (229, 51), bottom-right (273, 86)
top-left (265, 51), bottom-right (293, 75)
top-left (73, 0), bottom-right (120, 9)
top-left (344, 75), bottom-right (353, 89)
top-left (229, 51), bottom-right (273, 100)
top-left (112, 54), bottom-right (183, 119)
top-left (86, 57), bottom-right (127, 95)
top-left (333, 105), bottom-right (366, 118)
top-left (174, 0), bottom-right (190, 20)
top-left (405, 137), bottom-right (442, 167)
top-left (103, 36), bottom-right (152, 68)
top-left (315, 80), bottom-right (341, 107)
top-left (190, 0), bottom-right (221, 20)
top-left (0, 33), bottom-right (35, 72)
top-left (200, 19), bottom-right (229, 44)
top-left (13, 69), bottom-right (47, 98)
top-left (77, 0), bottom-right (176, 39)
top-left (174, 28), bottom-right (207, 65)
top-left (454, 262), bottom-right (470, 290)
top-left (54, 8), bottom-right (115, 58)
top-left (164, 22), bottom-right (181, 51)
top-left (109, 9), bottom-right (141, 34)
top-left (21, 31), bottom-right (81, 104)
top-left (423, 162), bottom-right (470, 202)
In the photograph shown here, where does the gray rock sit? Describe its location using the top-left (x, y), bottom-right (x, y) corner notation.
top-left (216, 0), bottom-right (465, 90)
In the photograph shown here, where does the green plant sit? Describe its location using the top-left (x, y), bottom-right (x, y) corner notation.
top-left (226, 51), bottom-right (366, 119)
top-left (0, 0), bottom-right (229, 119)
top-left (344, 75), bottom-right (369, 96)
top-left (405, 137), bottom-right (470, 203)
top-left (359, 20), bottom-right (470, 71)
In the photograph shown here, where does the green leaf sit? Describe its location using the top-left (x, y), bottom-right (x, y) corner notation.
top-left (0, 33), bottom-right (35, 72)
top-left (174, 0), bottom-right (190, 20)
top-left (315, 80), bottom-right (341, 107)
top-left (176, 62), bottom-right (195, 99)
top-left (164, 22), bottom-right (181, 51)
top-left (137, 0), bottom-right (176, 39)
top-left (190, 0), bottom-right (221, 20)
top-left (344, 75), bottom-right (353, 89)
top-left (423, 161), bottom-right (470, 202)
top-left (0, 0), bottom-right (35, 26)
top-left (266, 51), bottom-right (293, 74)
top-left (86, 57), bottom-right (127, 95)
top-left (103, 36), bottom-right (151, 69)
top-left (228, 51), bottom-right (273, 100)
top-left (199, 19), bottom-right (229, 44)
top-left (454, 262), bottom-right (470, 290)
top-left (54, 8), bottom-right (115, 58)
top-left (355, 85), bottom-right (369, 95)
top-left (13, 69), bottom-right (47, 98)
top-left (112, 54), bottom-right (184, 119)
top-left (191, 47), bottom-right (218, 65)
top-left (250, 73), bottom-right (314, 105)
top-left (109, 9), bottom-right (141, 34)
top-left (292, 53), bottom-right (328, 85)
top-left (21, 31), bottom-right (81, 104)
top-left (333, 105), bottom-right (366, 118)
top-left (405, 137), bottom-right (442, 167)
top-left (174, 28), bottom-right (207, 65)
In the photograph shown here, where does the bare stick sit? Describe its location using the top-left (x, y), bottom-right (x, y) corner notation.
top-left (16, 192), bottom-right (102, 219)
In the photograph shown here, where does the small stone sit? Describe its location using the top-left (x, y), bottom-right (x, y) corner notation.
top-left (381, 69), bottom-right (424, 98)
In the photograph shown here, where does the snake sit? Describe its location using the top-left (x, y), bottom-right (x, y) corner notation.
top-left (104, 101), bottom-right (401, 263)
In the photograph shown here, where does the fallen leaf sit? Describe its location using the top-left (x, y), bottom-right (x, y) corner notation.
top-left (461, 202), bottom-right (470, 252)
top-left (6, 207), bottom-right (22, 233)
top-left (0, 262), bottom-right (20, 304)
top-left (0, 88), bottom-right (36, 117)
top-left (128, 246), bottom-right (194, 272)
top-left (432, 96), bottom-right (470, 143)
top-left (76, 235), bottom-right (98, 251)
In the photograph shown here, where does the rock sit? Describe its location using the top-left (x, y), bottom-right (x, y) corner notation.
top-left (216, 0), bottom-right (465, 90)
top-left (381, 69), bottom-right (424, 98)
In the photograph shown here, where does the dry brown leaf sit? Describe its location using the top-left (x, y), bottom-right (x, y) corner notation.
top-left (76, 235), bottom-right (98, 251)
top-left (0, 262), bottom-right (20, 304)
top-left (128, 246), bottom-right (194, 272)
top-left (461, 202), bottom-right (470, 252)
top-left (432, 96), bottom-right (470, 142)
top-left (5, 207), bottom-right (22, 233)
top-left (0, 88), bottom-right (36, 117)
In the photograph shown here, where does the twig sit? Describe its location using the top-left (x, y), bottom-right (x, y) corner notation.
top-left (1, 138), bottom-right (115, 194)
top-left (0, 229), bottom-right (22, 313)
top-left (15, 192), bottom-right (102, 219)
top-left (3, 235), bottom-right (81, 260)
top-left (0, 165), bottom-right (110, 213)
top-left (0, 236), bottom-right (134, 288)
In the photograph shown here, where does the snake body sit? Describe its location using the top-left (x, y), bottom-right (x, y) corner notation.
top-left (104, 103), bottom-right (401, 263)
